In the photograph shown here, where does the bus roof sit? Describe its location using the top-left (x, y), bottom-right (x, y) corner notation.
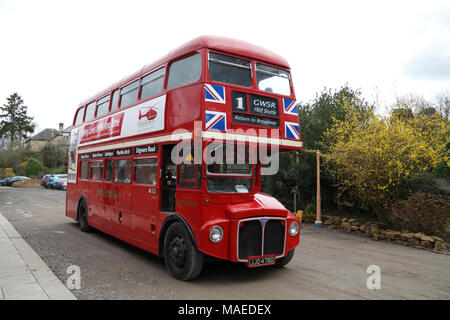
top-left (166, 35), bottom-right (290, 69)
top-left (79, 36), bottom-right (290, 107)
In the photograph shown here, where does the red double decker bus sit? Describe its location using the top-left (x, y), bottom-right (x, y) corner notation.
top-left (66, 36), bottom-right (303, 280)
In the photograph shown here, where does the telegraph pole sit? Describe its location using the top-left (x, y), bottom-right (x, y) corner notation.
top-left (315, 150), bottom-right (323, 227)
top-left (291, 186), bottom-right (297, 214)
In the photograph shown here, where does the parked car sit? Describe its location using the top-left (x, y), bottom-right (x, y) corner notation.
top-left (44, 174), bottom-right (57, 188)
top-left (6, 176), bottom-right (31, 186)
top-left (0, 179), bottom-right (6, 186)
top-left (43, 174), bottom-right (55, 188)
top-left (61, 179), bottom-right (67, 191)
top-left (41, 175), bottom-right (51, 186)
top-left (47, 174), bottom-right (67, 189)
top-left (3, 177), bottom-right (12, 186)
top-left (54, 178), bottom-right (67, 190)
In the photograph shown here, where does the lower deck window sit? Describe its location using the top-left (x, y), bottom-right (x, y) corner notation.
top-left (114, 159), bottom-right (131, 183)
top-left (90, 161), bottom-right (103, 181)
top-left (105, 160), bottom-right (113, 181)
top-left (80, 161), bottom-right (89, 180)
top-left (134, 158), bottom-right (158, 185)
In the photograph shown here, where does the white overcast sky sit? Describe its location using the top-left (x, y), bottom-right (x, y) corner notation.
top-left (1, 0), bottom-right (449, 133)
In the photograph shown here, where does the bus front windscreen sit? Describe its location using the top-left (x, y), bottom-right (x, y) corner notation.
top-left (206, 144), bottom-right (253, 193)
top-left (256, 63), bottom-right (291, 96)
top-left (208, 52), bottom-right (251, 87)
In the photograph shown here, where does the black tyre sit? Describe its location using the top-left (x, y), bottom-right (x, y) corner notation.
top-left (163, 222), bottom-right (204, 281)
top-left (77, 199), bottom-right (92, 232)
top-left (275, 249), bottom-right (295, 267)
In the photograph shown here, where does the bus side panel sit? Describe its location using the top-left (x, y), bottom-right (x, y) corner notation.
top-left (88, 180), bottom-right (104, 226)
top-left (131, 183), bottom-right (159, 247)
top-left (165, 84), bottom-right (202, 132)
top-left (109, 182), bottom-right (134, 239)
top-left (65, 183), bottom-right (78, 220)
top-left (99, 181), bottom-right (113, 229)
top-left (174, 189), bottom-right (203, 238)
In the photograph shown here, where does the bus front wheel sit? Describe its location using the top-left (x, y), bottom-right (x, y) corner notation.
top-left (163, 222), bottom-right (204, 281)
top-left (77, 199), bottom-right (92, 233)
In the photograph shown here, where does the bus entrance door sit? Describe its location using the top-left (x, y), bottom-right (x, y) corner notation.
top-left (161, 144), bottom-right (176, 212)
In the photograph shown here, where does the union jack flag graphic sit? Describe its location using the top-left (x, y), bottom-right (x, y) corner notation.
top-left (204, 84), bottom-right (226, 104)
top-left (285, 121), bottom-right (300, 140)
top-left (283, 98), bottom-right (298, 115)
top-left (205, 110), bottom-right (226, 131)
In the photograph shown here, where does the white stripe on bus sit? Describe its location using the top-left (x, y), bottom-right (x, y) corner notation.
top-left (78, 131), bottom-right (303, 154)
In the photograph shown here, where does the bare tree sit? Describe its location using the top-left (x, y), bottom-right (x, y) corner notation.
top-left (393, 94), bottom-right (435, 115)
top-left (436, 91), bottom-right (450, 121)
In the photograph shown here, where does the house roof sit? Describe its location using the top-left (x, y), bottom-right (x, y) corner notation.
top-left (29, 128), bottom-right (60, 141)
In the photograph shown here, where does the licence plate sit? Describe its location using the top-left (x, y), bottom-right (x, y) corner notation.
top-left (247, 255), bottom-right (276, 268)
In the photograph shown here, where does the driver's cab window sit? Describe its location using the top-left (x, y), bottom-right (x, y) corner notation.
top-left (177, 143), bottom-right (201, 189)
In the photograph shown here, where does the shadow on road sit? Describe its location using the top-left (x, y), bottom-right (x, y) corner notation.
top-left (67, 221), bottom-right (286, 284)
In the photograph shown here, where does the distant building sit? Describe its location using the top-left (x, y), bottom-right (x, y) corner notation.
top-left (26, 123), bottom-right (72, 151)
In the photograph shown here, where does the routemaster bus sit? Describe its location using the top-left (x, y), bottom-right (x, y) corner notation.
top-left (66, 35), bottom-right (303, 280)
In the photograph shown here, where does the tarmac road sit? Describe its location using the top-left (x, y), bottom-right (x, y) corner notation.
top-left (0, 186), bottom-right (449, 300)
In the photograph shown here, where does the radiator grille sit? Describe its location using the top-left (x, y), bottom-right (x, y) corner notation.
top-left (238, 220), bottom-right (262, 260)
top-left (263, 220), bottom-right (285, 256)
top-left (237, 218), bottom-right (285, 261)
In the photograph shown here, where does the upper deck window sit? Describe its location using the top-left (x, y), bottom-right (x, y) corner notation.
top-left (120, 80), bottom-right (139, 108)
top-left (255, 63), bottom-right (291, 96)
top-left (208, 52), bottom-right (251, 87)
top-left (74, 107), bottom-right (84, 126)
top-left (96, 95), bottom-right (110, 117)
top-left (140, 67), bottom-right (165, 100)
top-left (85, 102), bottom-right (96, 122)
top-left (167, 53), bottom-right (201, 90)
top-left (111, 90), bottom-right (119, 112)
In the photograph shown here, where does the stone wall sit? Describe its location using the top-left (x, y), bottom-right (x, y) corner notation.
top-left (297, 211), bottom-right (448, 252)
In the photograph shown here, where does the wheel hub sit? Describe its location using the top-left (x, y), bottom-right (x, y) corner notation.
top-left (169, 236), bottom-right (187, 267)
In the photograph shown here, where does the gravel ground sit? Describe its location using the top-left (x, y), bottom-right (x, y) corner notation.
top-left (0, 186), bottom-right (449, 299)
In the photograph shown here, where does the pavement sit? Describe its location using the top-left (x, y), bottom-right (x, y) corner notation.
top-left (0, 211), bottom-right (76, 300)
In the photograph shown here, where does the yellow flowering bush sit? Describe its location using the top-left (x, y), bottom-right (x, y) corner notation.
top-left (4, 167), bottom-right (15, 177)
top-left (321, 104), bottom-right (449, 220)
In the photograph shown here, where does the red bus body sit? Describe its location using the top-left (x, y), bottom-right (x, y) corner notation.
top-left (66, 36), bottom-right (303, 278)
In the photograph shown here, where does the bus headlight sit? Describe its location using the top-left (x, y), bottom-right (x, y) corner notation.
top-left (289, 221), bottom-right (299, 236)
top-left (209, 226), bottom-right (224, 243)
